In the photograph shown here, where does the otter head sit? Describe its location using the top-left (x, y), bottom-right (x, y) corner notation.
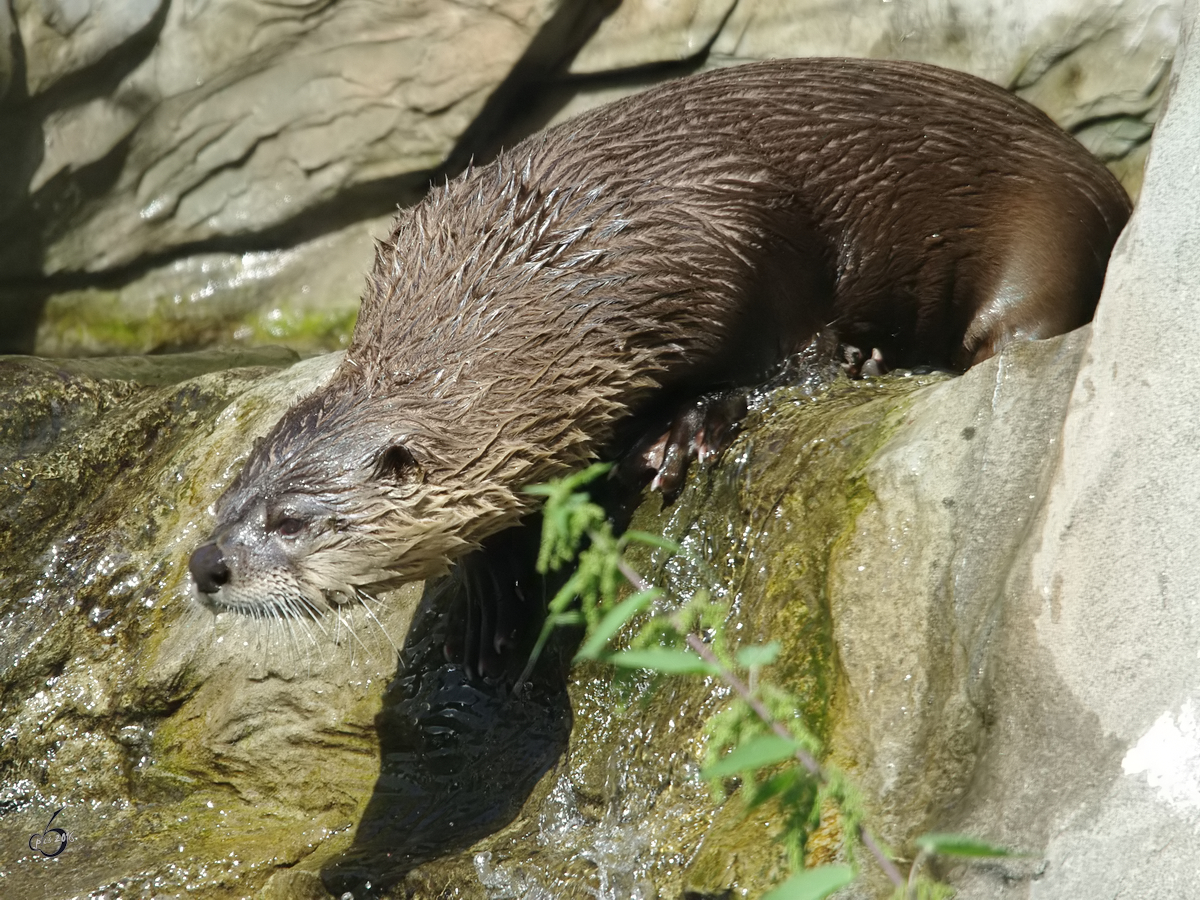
top-left (188, 383), bottom-right (520, 619)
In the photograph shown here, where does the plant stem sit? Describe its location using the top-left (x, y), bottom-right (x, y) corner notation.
top-left (623, 547), bottom-right (904, 886)
top-left (683, 631), bottom-right (905, 889)
top-left (618, 559), bottom-right (648, 592)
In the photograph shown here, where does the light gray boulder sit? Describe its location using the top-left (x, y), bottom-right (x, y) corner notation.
top-left (569, 0), bottom-right (738, 72)
top-left (22, 0), bottom-right (562, 276)
top-left (946, 1), bottom-right (1200, 895)
top-left (13, 0), bottom-right (164, 96)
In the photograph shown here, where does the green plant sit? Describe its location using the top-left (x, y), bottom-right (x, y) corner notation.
top-left (522, 466), bottom-right (1019, 899)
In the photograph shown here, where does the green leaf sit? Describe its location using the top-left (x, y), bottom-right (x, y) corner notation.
top-left (607, 648), bottom-right (717, 674)
top-left (524, 462), bottom-right (613, 496)
top-left (575, 588), bottom-right (660, 661)
top-left (760, 865), bottom-right (855, 900)
top-left (913, 833), bottom-right (1022, 858)
top-left (736, 641), bottom-right (782, 668)
top-left (545, 575), bottom-right (583, 615)
top-left (703, 733), bottom-right (800, 780)
top-left (620, 530), bottom-right (682, 553)
top-left (744, 767), bottom-right (811, 811)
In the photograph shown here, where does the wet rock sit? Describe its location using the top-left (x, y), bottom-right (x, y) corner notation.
top-left (0, 350), bottom-right (383, 896)
top-left (33, 217), bottom-right (387, 357)
top-left (376, 336), bottom-right (1094, 900)
top-left (827, 336), bottom-right (1091, 898)
top-left (0, 349), bottom-right (572, 898)
top-left (374, 366), bottom-right (942, 900)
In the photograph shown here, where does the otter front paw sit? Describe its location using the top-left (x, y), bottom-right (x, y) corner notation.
top-left (442, 526), bottom-right (545, 681)
top-left (622, 389), bottom-right (749, 502)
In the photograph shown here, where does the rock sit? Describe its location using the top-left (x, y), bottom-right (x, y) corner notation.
top-left (944, 1), bottom-right (1200, 895)
top-left (827, 334), bottom-right (1091, 860)
top-left (13, 0), bottom-right (562, 278)
top-left (0, 349), bottom-right (571, 897)
top-left (568, 0), bottom-right (737, 73)
top-left (0, 323), bottom-right (1107, 899)
top-left (13, 0), bottom-right (164, 97)
top-left (33, 214), bottom-right (391, 357)
top-left (319, 360), bottom-right (953, 899)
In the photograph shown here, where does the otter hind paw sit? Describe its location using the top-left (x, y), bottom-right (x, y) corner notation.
top-left (840, 344), bottom-right (889, 378)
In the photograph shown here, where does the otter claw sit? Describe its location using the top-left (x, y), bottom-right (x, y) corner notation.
top-left (629, 390), bottom-right (748, 501)
top-left (841, 344), bottom-right (888, 378)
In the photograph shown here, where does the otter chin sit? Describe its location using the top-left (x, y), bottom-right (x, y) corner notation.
top-left (188, 57), bottom-right (1131, 632)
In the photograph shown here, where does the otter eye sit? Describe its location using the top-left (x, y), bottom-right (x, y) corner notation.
top-left (275, 517), bottom-right (307, 537)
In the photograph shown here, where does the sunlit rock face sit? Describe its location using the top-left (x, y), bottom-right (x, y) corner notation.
top-left (946, 7), bottom-right (1200, 897)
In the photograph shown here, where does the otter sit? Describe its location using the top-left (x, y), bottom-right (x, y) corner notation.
top-left (188, 58), bottom-right (1130, 651)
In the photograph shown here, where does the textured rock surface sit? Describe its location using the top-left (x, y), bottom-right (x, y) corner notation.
top-left (0, 342), bottom-right (937, 898)
top-left (362, 335), bottom-right (1101, 900)
top-left (828, 335), bottom-right (1091, 867)
top-left (947, 3), bottom-right (1200, 896)
top-left (14, 0), bottom-right (163, 96)
top-left (33, 214), bottom-right (389, 356)
top-left (0, 331), bottom-right (1126, 900)
top-left (0, 350), bottom-right (402, 897)
top-left (0, 0), bottom-right (571, 355)
top-left (569, 0), bottom-right (737, 72)
top-left (20, 0), bottom-right (562, 275)
top-left (0, 350), bottom-right (569, 898)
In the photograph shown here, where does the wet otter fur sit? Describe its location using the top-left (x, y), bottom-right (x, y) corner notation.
top-left (189, 58), bottom-right (1130, 635)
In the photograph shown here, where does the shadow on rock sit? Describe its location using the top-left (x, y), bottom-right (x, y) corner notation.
top-left (323, 531), bottom-right (574, 896)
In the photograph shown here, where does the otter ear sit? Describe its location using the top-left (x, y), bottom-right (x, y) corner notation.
top-left (373, 444), bottom-right (421, 482)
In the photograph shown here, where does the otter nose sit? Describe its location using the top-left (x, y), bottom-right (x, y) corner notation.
top-left (189, 543), bottom-right (230, 594)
